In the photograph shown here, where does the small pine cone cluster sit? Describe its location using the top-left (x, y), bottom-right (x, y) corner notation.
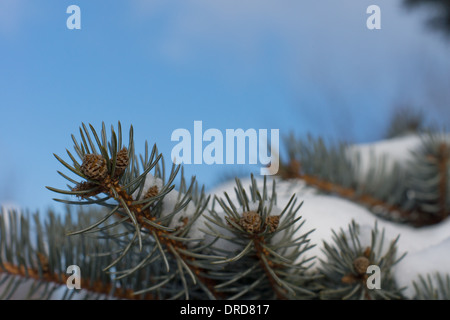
top-left (341, 253), bottom-right (372, 284)
top-left (80, 154), bottom-right (108, 181)
top-left (79, 148), bottom-right (129, 182)
top-left (238, 211), bottom-right (262, 234)
top-left (230, 212), bottom-right (280, 234)
top-left (353, 256), bottom-right (370, 275)
top-left (145, 185), bottom-right (159, 199)
top-left (113, 147), bottom-right (129, 177)
top-left (265, 215), bottom-right (280, 233)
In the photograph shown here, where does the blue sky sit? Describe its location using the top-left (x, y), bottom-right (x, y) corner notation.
top-left (1, 0), bottom-right (450, 213)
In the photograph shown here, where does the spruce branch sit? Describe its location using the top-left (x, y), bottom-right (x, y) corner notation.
top-left (406, 133), bottom-right (450, 221)
top-left (318, 220), bottom-right (407, 300)
top-left (0, 207), bottom-right (158, 300)
top-left (412, 272), bottom-right (450, 300)
top-left (202, 175), bottom-right (318, 300)
top-left (46, 122), bottom-right (220, 299)
top-left (279, 132), bottom-right (450, 226)
top-left (1, 122), bottom-right (447, 300)
top-left (385, 106), bottom-right (427, 139)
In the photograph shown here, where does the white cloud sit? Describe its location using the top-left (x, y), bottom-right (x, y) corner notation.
top-left (131, 1), bottom-right (447, 61)
top-left (131, 0), bottom-right (450, 106)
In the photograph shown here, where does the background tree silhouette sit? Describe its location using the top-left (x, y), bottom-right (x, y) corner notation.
top-left (404, 0), bottom-right (450, 35)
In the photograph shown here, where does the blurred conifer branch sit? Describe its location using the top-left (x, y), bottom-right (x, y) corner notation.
top-left (0, 121), bottom-right (447, 300)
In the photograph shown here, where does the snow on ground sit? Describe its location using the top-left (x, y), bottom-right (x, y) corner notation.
top-left (1, 134), bottom-right (449, 299)
top-left (203, 134), bottom-right (450, 298)
top-left (346, 134), bottom-right (422, 172)
top-left (347, 133), bottom-right (450, 177)
top-left (206, 175), bottom-right (450, 299)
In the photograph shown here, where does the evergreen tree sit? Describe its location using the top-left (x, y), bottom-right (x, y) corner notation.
top-left (0, 122), bottom-right (448, 300)
top-left (404, 0), bottom-right (450, 35)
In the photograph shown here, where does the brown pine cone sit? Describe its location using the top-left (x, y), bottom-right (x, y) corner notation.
top-left (80, 154), bottom-right (108, 181)
top-left (239, 211), bottom-right (261, 234)
top-left (353, 256), bottom-right (370, 275)
top-left (265, 215), bottom-right (280, 233)
top-left (113, 147), bottom-right (129, 177)
top-left (145, 185), bottom-right (159, 199)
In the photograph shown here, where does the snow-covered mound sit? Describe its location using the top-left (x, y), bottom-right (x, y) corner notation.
top-left (347, 133), bottom-right (450, 176)
top-left (207, 175), bottom-right (450, 299)
top-left (206, 134), bottom-right (450, 299)
top-left (2, 134), bottom-right (448, 299)
top-left (347, 134), bottom-right (422, 170)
